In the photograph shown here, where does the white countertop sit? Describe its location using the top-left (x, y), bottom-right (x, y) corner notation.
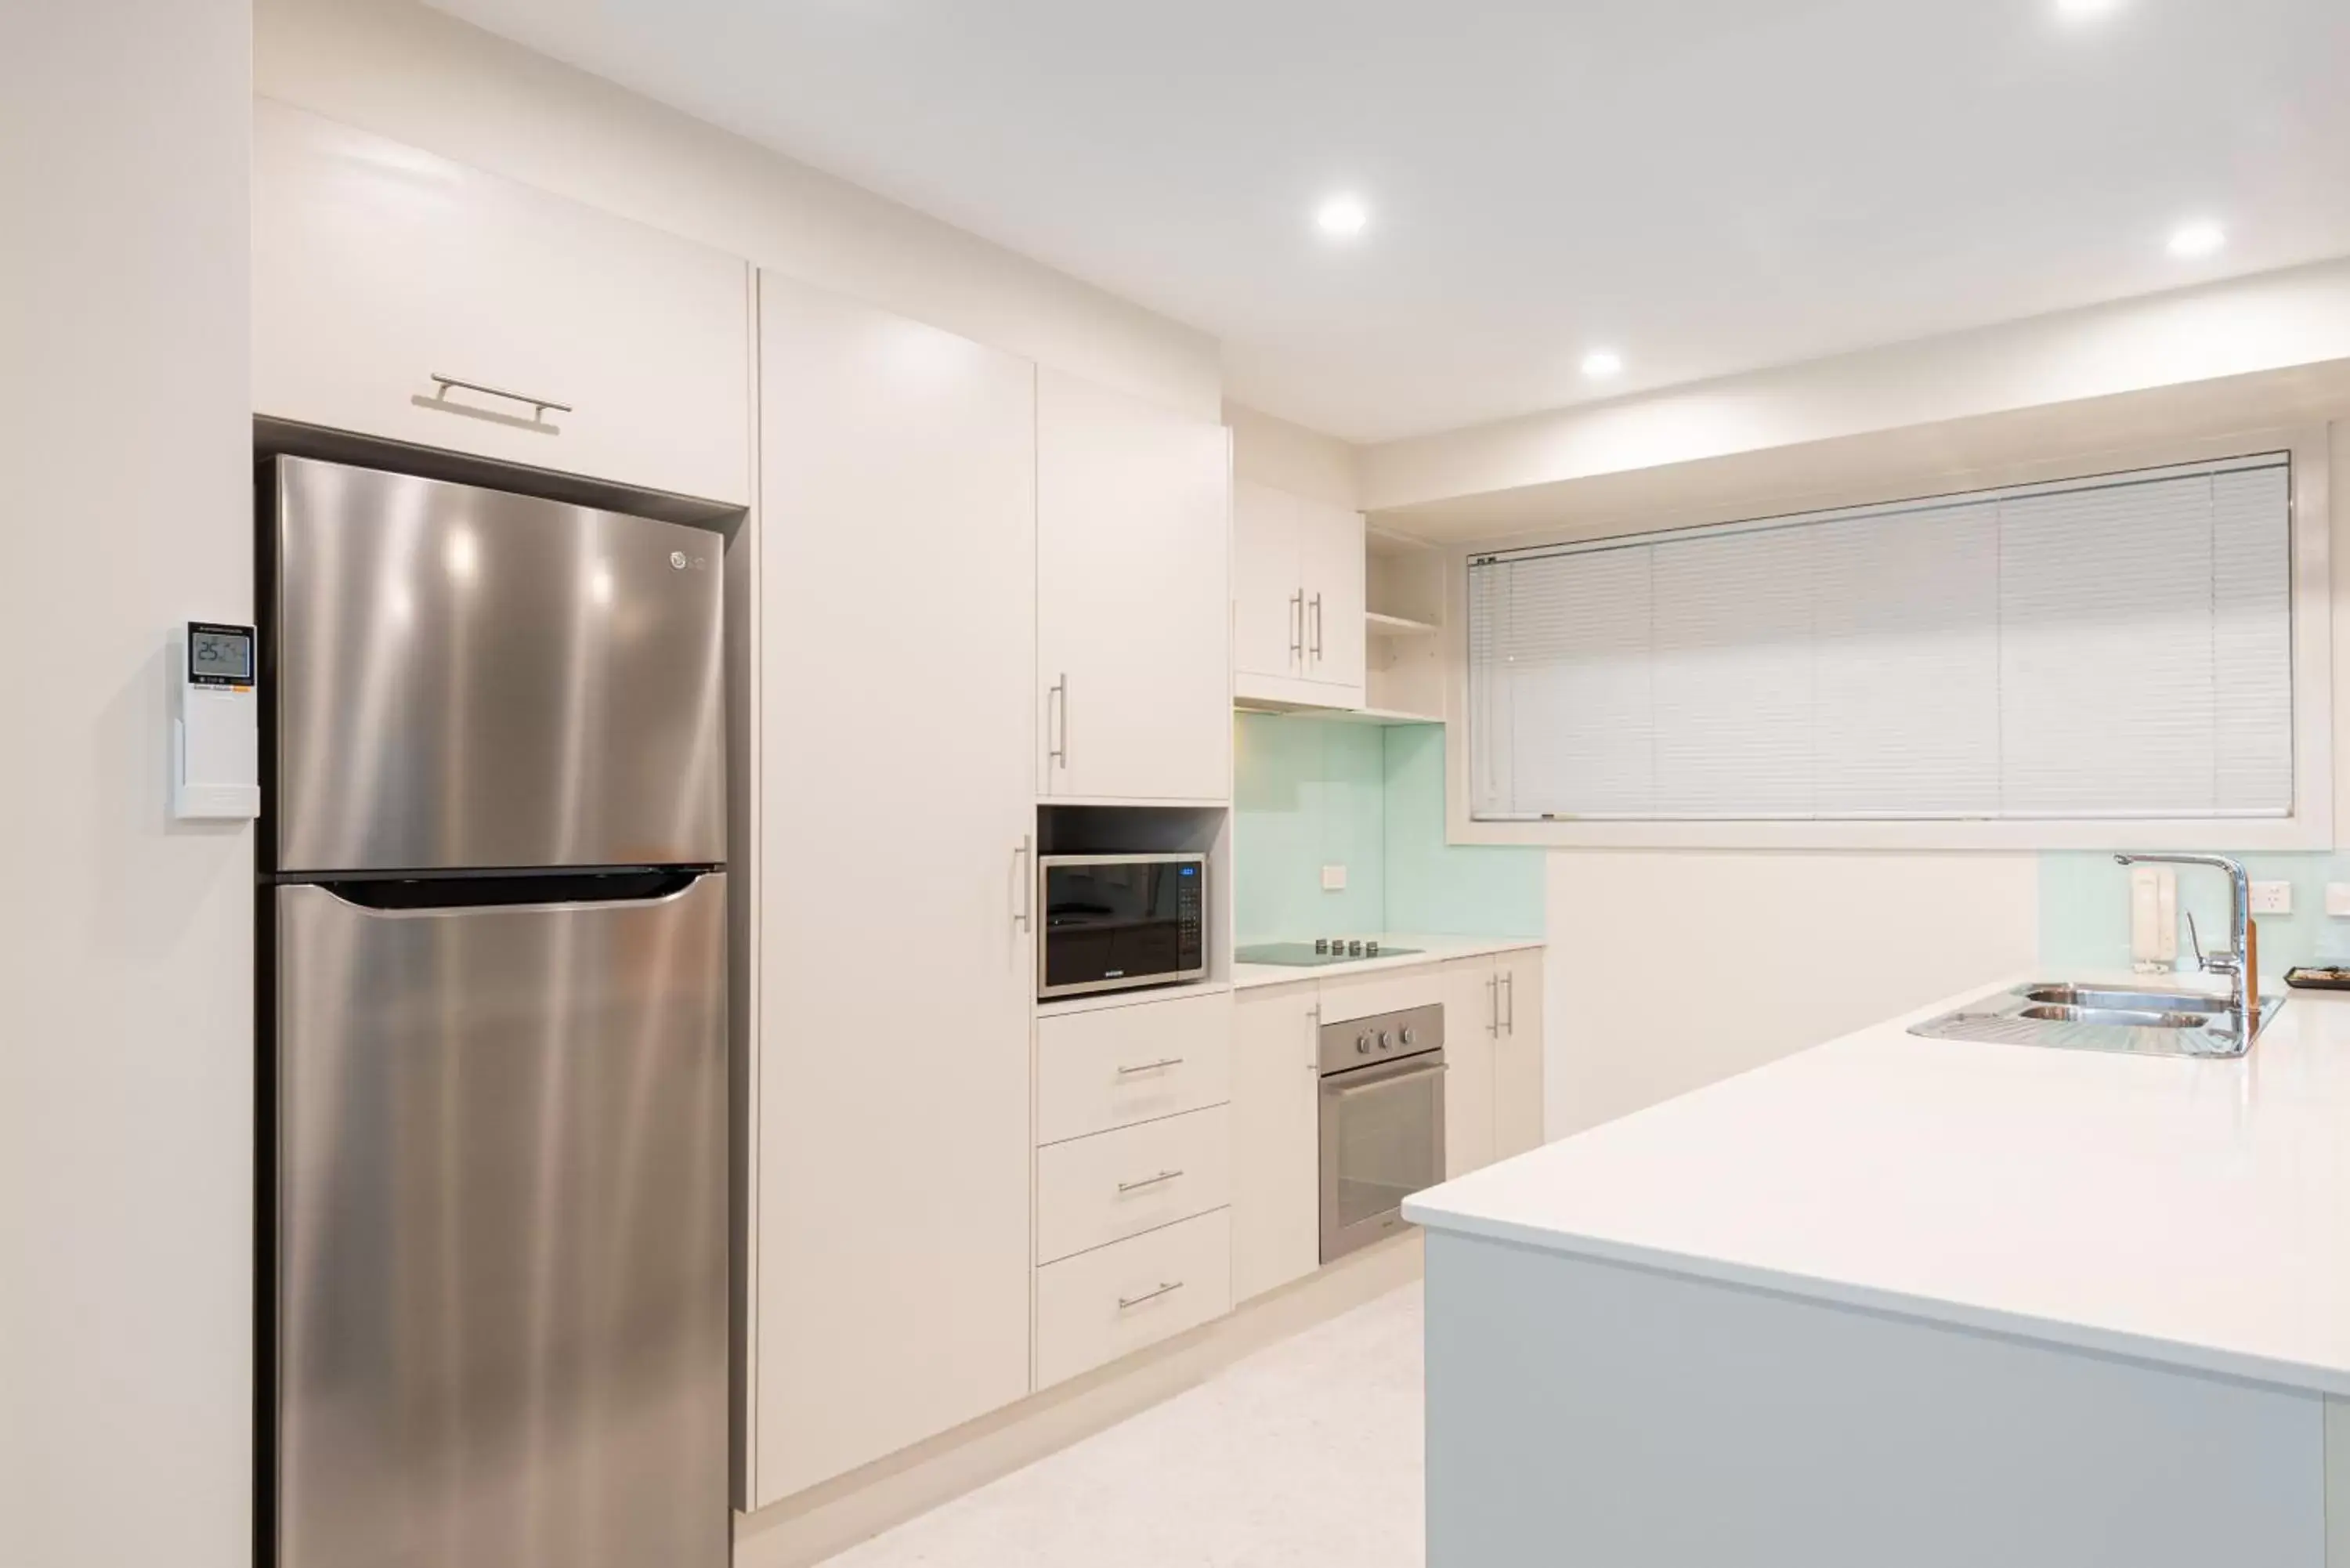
top-left (1233, 933), bottom-right (1543, 990)
top-left (1405, 970), bottom-right (2350, 1396)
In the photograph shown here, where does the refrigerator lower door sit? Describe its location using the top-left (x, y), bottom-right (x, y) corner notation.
top-left (274, 875), bottom-right (727, 1568)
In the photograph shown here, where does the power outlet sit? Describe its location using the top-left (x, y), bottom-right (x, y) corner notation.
top-left (1321, 864), bottom-right (1347, 892)
top-left (2327, 883), bottom-right (2350, 918)
top-left (2250, 880), bottom-right (2294, 916)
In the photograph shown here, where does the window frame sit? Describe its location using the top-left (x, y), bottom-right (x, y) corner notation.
top-left (1441, 427), bottom-right (2335, 852)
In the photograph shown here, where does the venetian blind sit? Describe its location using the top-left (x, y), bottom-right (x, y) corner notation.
top-left (1467, 454), bottom-right (2294, 822)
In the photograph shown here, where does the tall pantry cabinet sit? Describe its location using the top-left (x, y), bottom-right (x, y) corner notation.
top-left (748, 275), bottom-right (1039, 1501)
top-left (744, 290), bottom-right (1235, 1508)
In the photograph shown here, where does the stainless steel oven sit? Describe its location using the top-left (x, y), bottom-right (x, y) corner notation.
top-left (1037, 853), bottom-right (1207, 999)
top-left (1319, 1003), bottom-right (1445, 1262)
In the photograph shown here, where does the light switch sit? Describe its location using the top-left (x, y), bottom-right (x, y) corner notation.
top-left (2251, 880), bottom-right (2293, 916)
top-left (1321, 864), bottom-right (1347, 891)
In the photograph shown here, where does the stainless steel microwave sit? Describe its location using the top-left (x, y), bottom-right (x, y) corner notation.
top-left (1038, 853), bottom-right (1208, 999)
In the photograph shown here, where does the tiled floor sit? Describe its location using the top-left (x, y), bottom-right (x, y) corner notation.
top-left (818, 1282), bottom-right (1427, 1567)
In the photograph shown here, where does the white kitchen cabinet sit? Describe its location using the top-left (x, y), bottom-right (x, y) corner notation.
top-left (1230, 984), bottom-right (1323, 1302)
top-left (1035, 1209), bottom-right (1234, 1389)
top-left (1439, 959), bottom-right (1498, 1178)
top-left (1493, 948), bottom-right (1547, 1159)
top-left (1035, 1105), bottom-right (1231, 1265)
top-left (1232, 480), bottom-right (1365, 709)
top-left (252, 99), bottom-right (751, 505)
top-left (748, 274), bottom-right (1036, 1505)
top-left (1037, 370), bottom-right (1232, 802)
top-left (1234, 482), bottom-right (1305, 685)
top-left (1297, 495), bottom-right (1368, 697)
top-left (1036, 989), bottom-right (1234, 1145)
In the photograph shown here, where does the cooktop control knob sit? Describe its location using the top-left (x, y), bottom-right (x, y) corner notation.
top-left (1378, 1030), bottom-right (1394, 1050)
top-left (1355, 1033), bottom-right (1374, 1055)
top-left (1399, 1025), bottom-right (1417, 1046)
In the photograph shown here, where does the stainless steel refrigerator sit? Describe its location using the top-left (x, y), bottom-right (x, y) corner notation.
top-left (262, 456), bottom-right (728, 1568)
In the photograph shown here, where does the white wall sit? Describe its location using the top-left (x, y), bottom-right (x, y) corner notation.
top-left (0, 5), bottom-right (255, 1567)
top-left (1226, 400), bottom-right (1360, 509)
top-left (252, 0), bottom-right (1220, 420)
top-left (1542, 853), bottom-right (2039, 1138)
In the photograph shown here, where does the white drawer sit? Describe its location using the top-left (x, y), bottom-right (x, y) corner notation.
top-left (1034, 1209), bottom-right (1232, 1389)
top-left (1036, 990), bottom-right (1232, 1145)
top-left (1036, 1106), bottom-right (1231, 1265)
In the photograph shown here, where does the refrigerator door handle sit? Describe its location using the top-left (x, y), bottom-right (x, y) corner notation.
top-left (310, 868), bottom-right (716, 915)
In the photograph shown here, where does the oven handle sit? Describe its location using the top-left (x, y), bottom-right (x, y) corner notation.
top-left (1323, 1053), bottom-right (1446, 1098)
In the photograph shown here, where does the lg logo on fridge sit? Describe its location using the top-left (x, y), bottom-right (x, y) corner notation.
top-left (669, 551), bottom-right (709, 572)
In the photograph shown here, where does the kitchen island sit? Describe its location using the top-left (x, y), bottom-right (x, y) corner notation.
top-left (1404, 971), bottom-right (2350, 1568)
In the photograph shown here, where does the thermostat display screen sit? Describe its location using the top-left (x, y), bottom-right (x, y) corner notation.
top-left (188, 624), bottom-right (253, 685)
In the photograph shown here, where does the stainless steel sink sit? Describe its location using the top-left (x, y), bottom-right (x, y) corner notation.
top-left (1910, 981), bottom-right (2281, 1057)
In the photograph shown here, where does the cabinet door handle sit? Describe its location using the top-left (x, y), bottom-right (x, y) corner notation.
top-left (1115, 1056), bottom-right (1185, 1077)
top-left (1117, 1281), bottom-right (1185, 1310)
top-left (1310, 593), bottom-right (1325, 660)
top-left (1115, 1169), bottom-right (1184, 1194)
top-left (1485, 975), bottom-right (1499, 1036)
top-left (1047, 675), bottom-right (1068, 770)
top-left (1289, 591), bottom-right (1305, 664)
top-left (425, 373), bottom-right (573, 420)
top-left (1502, 971), bottom-right (1516, 1035)
top-left (1013, 835), bottom-right (1033, 934)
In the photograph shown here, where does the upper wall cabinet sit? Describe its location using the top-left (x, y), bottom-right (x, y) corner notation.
top-left (252, 101), bottom-right (752, 506)
top-left (1036, 370), bottom-right (1232, 803)
top-left (1234, 480), bottom-right (1365, 710)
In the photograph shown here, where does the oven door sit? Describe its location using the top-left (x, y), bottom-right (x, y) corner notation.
top-left (1319, 1053), bottom-right (1446, 1263)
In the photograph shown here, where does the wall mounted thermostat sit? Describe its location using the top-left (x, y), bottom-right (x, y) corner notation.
top-left (174, 620), bottom-right (260, 821)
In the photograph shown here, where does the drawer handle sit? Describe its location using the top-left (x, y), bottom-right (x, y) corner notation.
top-left (425, 373), bottom-right (574, 421)
top-left (1115, 1169), bottom-right (1184, 1194)
top-left (1117, 1280), bottom-right (1185, 1311)
top-left (1115, 1057), bottom-right (1184, 1077)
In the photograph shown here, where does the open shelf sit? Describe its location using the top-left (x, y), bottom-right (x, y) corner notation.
top-left (1365, 609), bottom-right (1440, 638)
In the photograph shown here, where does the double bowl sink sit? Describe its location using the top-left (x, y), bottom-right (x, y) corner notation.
top-left (1910, 981), bottom-right (2282, 1058)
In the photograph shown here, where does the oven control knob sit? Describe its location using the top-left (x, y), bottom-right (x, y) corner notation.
top-left (1378, 1030), bottom-right (1394, 1050)
top-left (1355, 1033), bottom-right (1373, 1055)
top-left (1399, 1026), bottom-right (1417, 1047)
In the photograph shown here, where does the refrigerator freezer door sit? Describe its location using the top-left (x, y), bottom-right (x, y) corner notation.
top-left (270, 457), bottom-right (725, 873)
top-left (274, 875), bottom-right (728, 1568)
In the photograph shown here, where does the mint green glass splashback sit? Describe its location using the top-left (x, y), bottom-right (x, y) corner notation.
top-left (1232, 714), bottom-right (1545, 943)
top-left (1233, 714), bottom-right (1387, 941)
top-left (1380, 724), bottom-right (1545, 936)
top-left (2040, 850), bottom-right (2350, 971)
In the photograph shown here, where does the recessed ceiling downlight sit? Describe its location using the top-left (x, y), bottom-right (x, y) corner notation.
top-left (1581, 348), bottom-right (1625, 379)
top-left (1314, 193), bottom-right (1369, 239)
top-left (2055, 0), bottom-right (2125, 18)
top-left (2168, 220), bottom-right (2226, 258)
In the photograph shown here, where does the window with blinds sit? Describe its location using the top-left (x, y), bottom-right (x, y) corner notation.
top-left (1467, 454), bottom-right (2294, 822)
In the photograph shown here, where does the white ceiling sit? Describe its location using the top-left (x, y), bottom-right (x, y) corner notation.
top-left (430, 0), bottom-right (2350, 444)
